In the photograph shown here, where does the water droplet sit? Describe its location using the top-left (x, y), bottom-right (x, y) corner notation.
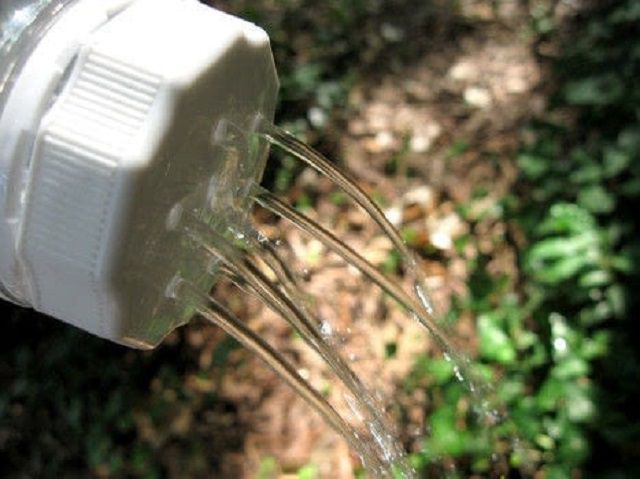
top-left (320, 320), bottom-right (333, 337)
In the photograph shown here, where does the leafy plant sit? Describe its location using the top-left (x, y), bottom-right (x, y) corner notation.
top-left (411, 0), bottom-right (640, 476)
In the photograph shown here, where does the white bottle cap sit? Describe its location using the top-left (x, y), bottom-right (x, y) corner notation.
top-left (0, 0), bottom-right (278, 347)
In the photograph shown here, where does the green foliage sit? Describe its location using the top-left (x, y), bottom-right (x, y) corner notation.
top-left (383, 248), bottom-right (402, 275)
top-left (411, 0), bottom-right (640, 476)
top-left (212, 335), bottom-right (241, 368)
top-left (297, 463), bottom-right (319, 479)
top-left (257, 456), bottom-right (278, 479)
top-left (477, 312), bottom-right (516, 365)
top-left (519, 3), bottom-right (640, 472)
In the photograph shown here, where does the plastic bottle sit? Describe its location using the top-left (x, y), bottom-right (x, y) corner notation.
top-left (0, 0), bottom-right (279, 348)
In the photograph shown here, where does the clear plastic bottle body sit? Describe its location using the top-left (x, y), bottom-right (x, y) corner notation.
top-left (0, 0), bottom-right (75, 119)
top-left (0, 0), bottom-right (80, 302)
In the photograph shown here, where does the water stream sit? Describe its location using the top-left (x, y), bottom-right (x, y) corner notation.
top-left (167, 121), bottom-right (505, 477)
top-left (185, 221), bottom-right (412, 477)
top-left (168, 278), bottom-right (390, 474)
top-left (256, 122), bottom-right (485, 398)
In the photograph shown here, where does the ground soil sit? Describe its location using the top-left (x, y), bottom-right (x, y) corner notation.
top-left (173, 2), bottom-right (549, 477)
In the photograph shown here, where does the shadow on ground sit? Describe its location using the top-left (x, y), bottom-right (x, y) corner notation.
top-left (0, 304), bottom-right (248, 477)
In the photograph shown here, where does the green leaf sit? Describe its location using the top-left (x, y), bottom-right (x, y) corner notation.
top-left (527, 247), bottom-right (590, 284)
top-left (609, 1), bottom-right (640, 23)
top-left (537, 203), bottom-right (595, 235)
top-left (285, 63), bottom-right (323, 98)
top-left (611, 254), bottom-right (633, 273)
top-left (577, 184), bottom-right (615, 214)
top-left (552, 356), bottom-right (589, 379)
top-left (401, 227), bottom-right (419, 245)
top-left (384, 342), bottom-right (397, 359)
top-left (498, 377), bottom-right (525, 403)
top-left (565, 384), bottom-right (595, 423)
top-left (518, 153), bottom-right (549, 179)
top-left (297, 464), bottom-right (319, 479)
top-left (606, 283), bottom-right (627, 317)
top-left (580, 331), bottom-right (610, 359)
top-left (426, 358), bottom-right (455, 385)
top-left (529, 235), bottom-right (594, 260)
top-left (621, 178), bottom-right (640, 195)
top-left (579, 269), bottom-right (611, 288)
top-left (329, 191), bottom-right (348, 206)
top-left (564, 75), bottom-right (624, 106)
top-left (478, 314), bottom-right (516, 364)
top-left (526, 206), bottom-right (603, 283)
top-left (212, 336), bottom-right (241, 367)
top-left (618, 126), bottom-right (640, 152)
top-left (295, 193), bottom-right (314, 211)
top-left (446, 139), bottom-right (470, 158)
top-left (569, 162), bottom-right (602, 184)
top-left (544, 465), bottom-right (573, 479)
top-left (602, 146), bottom-right (630, 177)
top-left (383, 248), bottom-right (401, 274)
top-left (428, 406), bottom-right (469, 456)
top-left (537, 378), bottom-right (563, 411)
top-left (257, 457), bottom-right (277, 479)
top-left (558, 425), bottom-right (589, 464)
